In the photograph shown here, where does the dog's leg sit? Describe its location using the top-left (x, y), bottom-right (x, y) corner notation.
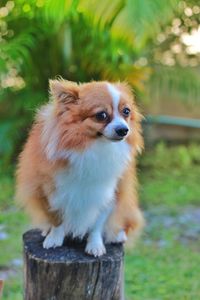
top-left (105, 229), bottom-right (128, 244)
top-left (40, 222), bottom-right (51, 237)
top-left (43, 223), bottom-right (65, 249)
top-left (115, 229), bottom-right (128, 243)
top-left (85, 207), bottom-right (112, 257)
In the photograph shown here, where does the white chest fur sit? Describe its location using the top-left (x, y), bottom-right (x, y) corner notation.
top-left (50, 139), bottom-right (131, 237)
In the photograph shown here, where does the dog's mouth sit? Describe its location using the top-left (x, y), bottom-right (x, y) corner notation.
top-left (97, 132), bottom-right (124, 142)
top-left (97, 131), bottom-right (103, 137)
top-left (108, 136), bottom-right (124, 142)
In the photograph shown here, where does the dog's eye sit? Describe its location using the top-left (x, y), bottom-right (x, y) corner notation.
top-left (95, 111), bottom-right (108, 122)
top-left (122, 107), bottom-right (130, 117)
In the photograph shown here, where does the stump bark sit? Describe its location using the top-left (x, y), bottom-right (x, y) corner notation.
top-left (23, 229), bottom-right (124, 300)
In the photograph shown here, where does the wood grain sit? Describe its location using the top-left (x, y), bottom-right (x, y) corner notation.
top-left (23, 229), bottom-right (124, 300)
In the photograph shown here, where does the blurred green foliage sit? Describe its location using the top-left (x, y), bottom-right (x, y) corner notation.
top-left (0, 0), bottom-right (200, 169)
top-left (140, 142), bottom-right (200, 170)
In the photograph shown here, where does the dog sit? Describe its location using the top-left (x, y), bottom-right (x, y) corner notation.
top-left (16, 79), bottom-right (144, 257)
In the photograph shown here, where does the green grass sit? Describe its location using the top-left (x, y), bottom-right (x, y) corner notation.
top-left (0, 143), bottom-right (200, 300)
top-left (125, 246), bottom-right (200, 300)
top-left (125, 204), bottom-right (200, 300)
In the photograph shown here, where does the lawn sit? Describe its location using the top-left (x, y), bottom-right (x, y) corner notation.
top-left (0, 143), bottom-right (200, 300)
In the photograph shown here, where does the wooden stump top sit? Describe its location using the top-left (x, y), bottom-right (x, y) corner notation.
top-left (23, 229), bottom-right (124, 263)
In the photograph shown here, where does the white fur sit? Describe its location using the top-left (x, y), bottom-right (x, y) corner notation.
top-left (85, 205), bottom-right (113, 256)
top-left (48, 139), bottom-right (131, 242)
top-left (43, 224), bottom-right (65, 249)
top-left (39, 103), bottom-right (59, 160)
top-left (107, 83), bottom-right (121, 105)
top-left (103, 84), bottom-right (130, 139)
top-left (85, 232), bottom-right (106, 256)
top-left (115, 230), bottom-right (127, 243)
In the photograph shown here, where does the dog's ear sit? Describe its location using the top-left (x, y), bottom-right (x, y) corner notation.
top-left (49, 79), bottom-right (79, 105)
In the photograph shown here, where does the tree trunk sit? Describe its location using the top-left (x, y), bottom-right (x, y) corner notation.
top-left (23, 229), bottom-right (124, 300)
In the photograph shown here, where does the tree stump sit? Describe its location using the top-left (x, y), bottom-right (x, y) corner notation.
top-left (23, 229), bottom-right (124, 300)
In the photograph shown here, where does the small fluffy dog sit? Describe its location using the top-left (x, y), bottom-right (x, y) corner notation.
top-left (16, 79), bottom-right (144, 257)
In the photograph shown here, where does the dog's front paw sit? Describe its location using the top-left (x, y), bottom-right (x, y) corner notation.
top-left (41, 228), bottom-right (50, 237)
top-left (43, 234), bottom-right (63, 249)
top-left (105, 229), bottom-right (127, 244)
top-left (115, 230), bottom-right (127, 243)
top-left (43, 226), bottom-right (65, 249)
top-left (85, 239), bottom-right (106, 257)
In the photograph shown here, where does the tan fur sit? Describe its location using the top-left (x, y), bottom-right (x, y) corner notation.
top-left (16, 79), bottom-right (144, 239)
top-left (16, 123), bottom-right (63, 227)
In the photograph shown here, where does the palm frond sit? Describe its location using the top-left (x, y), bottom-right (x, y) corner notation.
top-left (112, 0), bottom-right (179, 48)
top-left (78, 0), bottom-right (126, 28)
top-left (44, 0), bottom-right (75, 28)
top-left (1, 31), bottom-right (36, 63)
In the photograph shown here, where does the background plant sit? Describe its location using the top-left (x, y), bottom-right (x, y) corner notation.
top-left (0, 0), bottom-right (199, 169)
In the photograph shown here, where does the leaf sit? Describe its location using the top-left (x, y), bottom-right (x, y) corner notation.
top-left (112, 0), bottom-right (179, 49)
top-left (44, 0), bottom-right (75, 28)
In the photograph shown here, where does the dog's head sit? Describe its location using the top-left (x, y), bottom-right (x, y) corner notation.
top-left (40, 79), bottom-right (143, 159)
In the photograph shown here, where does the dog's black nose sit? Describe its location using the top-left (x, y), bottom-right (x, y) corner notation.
top-left (115, 126), bottom-right (129, 137)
